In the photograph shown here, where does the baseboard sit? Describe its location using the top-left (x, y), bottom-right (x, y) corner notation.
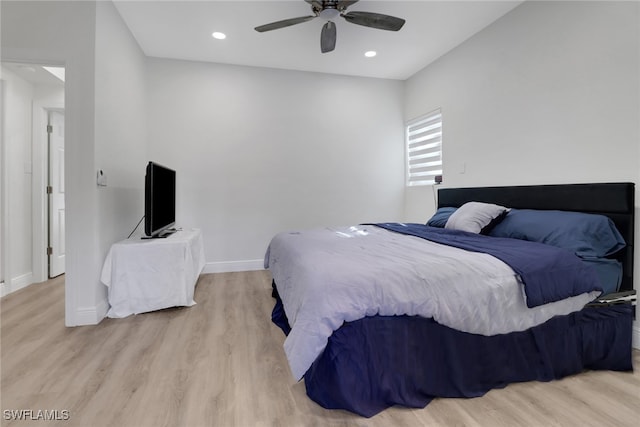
top-left (74, 299), bottom-right (109, 326)
top-left (203, 259), bottom-right (264, 274)
top-left (0, 272), bottom-right (34, 297)
top-left (13, 272), bottom-right (33, 290)
top-left (633, 321), bottom-right (640, 350)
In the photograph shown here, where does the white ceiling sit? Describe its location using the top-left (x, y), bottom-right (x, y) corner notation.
top-left (114, 0), bottom-right (523, 80)
top-left (2, 62), bottom-right (65, 86)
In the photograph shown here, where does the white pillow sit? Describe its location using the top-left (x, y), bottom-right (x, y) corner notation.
top-left (445, 201), bottom-right (509, 234)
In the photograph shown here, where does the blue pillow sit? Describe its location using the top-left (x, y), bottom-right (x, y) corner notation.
top-left (582, 257), bottom-right (622, 295)
top-left (488, 209), bottom-right (626, 258)
top-left (426, 207), bottom-right (457, 227)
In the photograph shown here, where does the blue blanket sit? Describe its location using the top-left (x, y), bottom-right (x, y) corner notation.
top-left (372, 223), bottom-right (602, 308)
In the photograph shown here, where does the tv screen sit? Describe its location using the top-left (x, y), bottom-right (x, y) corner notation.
top-left (144, 161), bottom-right (176, 238)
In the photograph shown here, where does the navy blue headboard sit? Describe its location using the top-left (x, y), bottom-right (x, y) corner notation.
top-left (438, 183), bottom-right (635, 292)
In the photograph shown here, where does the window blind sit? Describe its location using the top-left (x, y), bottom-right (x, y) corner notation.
top-left (406, 109), bottom-right (442, 186)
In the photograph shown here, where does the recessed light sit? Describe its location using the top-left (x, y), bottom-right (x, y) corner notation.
top-left (364, 51), bottom-right (377, 58)
top-left (212, 32), bottom-right (226, 40)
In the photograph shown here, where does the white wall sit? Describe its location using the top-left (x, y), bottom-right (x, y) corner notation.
top-left (94, 0), bottom-right (148, 312)
top-left (404, 0), bottom-right (640, 346)
top-left (1, 67), bottom-right (34, 295)
top-left (404, 0), bottom-right (639, 220)
top-left (146, 59), bottom-right (405, 271)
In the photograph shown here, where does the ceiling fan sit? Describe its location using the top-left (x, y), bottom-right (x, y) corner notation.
top-left (254, 0), bottom-right (406, 53)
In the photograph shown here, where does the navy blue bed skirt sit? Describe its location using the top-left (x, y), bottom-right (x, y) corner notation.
top-left (271, 283), bottom-right (634, 417)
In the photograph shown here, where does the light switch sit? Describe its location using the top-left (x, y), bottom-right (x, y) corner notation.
top-left (97, 169), bottom-right (107, 186)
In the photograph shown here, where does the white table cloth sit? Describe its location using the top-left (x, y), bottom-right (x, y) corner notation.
top-left (101, 229), bottom-right (205, 318)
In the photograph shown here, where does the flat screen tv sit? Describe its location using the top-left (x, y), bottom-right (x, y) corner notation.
top-left (144, 161), bottom-right (176, 238)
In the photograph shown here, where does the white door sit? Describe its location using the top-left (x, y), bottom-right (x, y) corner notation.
top-left (48, 110), bottom-right (65, 278)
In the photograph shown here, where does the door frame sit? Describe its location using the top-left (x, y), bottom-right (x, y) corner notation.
top-left (33, 103), bottom-right (64, 282)
top-left (46, 109), bottom-right (65, 278)
top-left (1, 61), bottom-right (64, 293)
top-left (1, 48), bottom-right (79, 325)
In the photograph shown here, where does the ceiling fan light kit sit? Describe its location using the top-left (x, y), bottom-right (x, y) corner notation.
top-left (254, 0), bottom-right (406, 53)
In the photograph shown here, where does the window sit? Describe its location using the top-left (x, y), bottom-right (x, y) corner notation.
top-left (405, 109), bottom-right (442, 186)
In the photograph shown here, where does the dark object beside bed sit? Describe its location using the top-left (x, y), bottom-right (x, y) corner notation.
top-left (270, 182), bottom-right (635, 417)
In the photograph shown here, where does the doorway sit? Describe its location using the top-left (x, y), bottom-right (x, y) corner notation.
top-left (0, 61), bottom-right (65, 295)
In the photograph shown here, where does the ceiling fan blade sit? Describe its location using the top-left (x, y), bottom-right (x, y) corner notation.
top-left (337, 0), bottom-right (360, 10)
top-left (254, 15), bottom-right (316, 32)
top-left (321, 21), bottom-right (337, 53)
top-left (342, 11), bottom-right (406, 31)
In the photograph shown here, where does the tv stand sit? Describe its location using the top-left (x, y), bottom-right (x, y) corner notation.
top-left (101, 229), bottom-right (205, 318)
top-left (141, 228), bottom-right (177, 239)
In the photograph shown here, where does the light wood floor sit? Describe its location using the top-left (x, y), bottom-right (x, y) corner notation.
top-left (1, 271), bottom-right (639, 427)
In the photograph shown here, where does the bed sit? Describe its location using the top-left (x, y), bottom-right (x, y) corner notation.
top-left (265, 182), bottom-right (636, 417)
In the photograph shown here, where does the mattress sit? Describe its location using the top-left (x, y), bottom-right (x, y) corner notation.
top-left (265, 224), bottom-right (600, 380)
